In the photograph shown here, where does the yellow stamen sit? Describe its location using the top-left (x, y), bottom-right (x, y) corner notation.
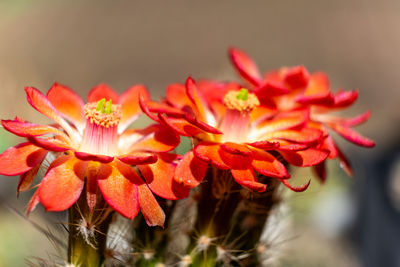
top-left (84, 102), bottom-right (122, 128)
top-left (223, 89), bottom-right (259, 112)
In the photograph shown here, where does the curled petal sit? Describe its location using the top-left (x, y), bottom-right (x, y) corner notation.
top-left (87, 84), bottom-right (119, 103)
top-left (194, 142), bottom-right (230, 170)
top-left (97, 161), bottom-right (140, 219)
top-left (256, 111), bottom-right (308, 133)
top-left (26, 190), bottom-right (40, 215)
top-left (280, 148), bottom-right (329, 167)
top-left (74, 151), bottom-right (114, 164)
top-left (28, 137), bottom-right (72, 152)
top-left (139, 95), bottom-right (160, 122)
top-left (220, 142), bottom-right (253, 156)
top-left (118, 152), bottom-right (158, 165)
top-left (281, 178), bottom-right (310, 192)
top-left (138, 153), bottom-right (190, 200)
top-left (337, 146), bottom-right (353, 176)
top-left (0, 142), bottom-right (47, 176)
top-left (138, 183), bottom-right (165, 227)
top-left (185, 77), bottom-right (212, 123)
top-left (166, 83), bottom-right (192, 108)
top-left (251, 149), bottom-right (289, 179)
top-left (274, 140), bottom-right (309, 151)
top-left (118, 85), bottom-right (150, 133)
top-left (231, 169), bottom-right (266, 192)
top-left (39, 156), bottom-right (87, 211)
top-left (128, 124), bottom-right (180, 153)
top-left (47, 82), bottom-right (85, 131)
top-left (175, 150), bottom-right (208, 188)
top-left (2, 120), bottom-right (69, 141)
top-left (218, 144), bottom-right (253, 170)
top-left (256, 80), bottom-right (289, 97)
top-left (320, 136), bottom-right (338, 159)
top-left (229, 47), bottom-right (261, 86)
top-left (262, 128), bottom-right (323, 144)
top-left (328, 123), bottom-right (375, 148)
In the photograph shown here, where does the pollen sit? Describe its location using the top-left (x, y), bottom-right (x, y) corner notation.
top-left (84, 101), bottom-right (122, 128)
top-left (223, 89), bottom-right (260, 112)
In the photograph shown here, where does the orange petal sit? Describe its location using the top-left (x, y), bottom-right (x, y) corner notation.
top-left (97, 161), bottom-right (140, 219)
top-left (328, 123), bottom-right (375, 148)
top-left (267, 128), bottom-right (323, 144)
top-left (185, 77), bottom-right (211, 122)
top-left (138, 183), bottom-right (165, 227)
top-left (298, 71), bottom-right (327, 96)
top-left (47, 82), bottom-right (85, 131)
top-left (25, 87), bottom-right (80, 141)
top-left (194, 142), bottom-right (230, 170)
top-left (256, 110), bottom-right (308, 133)
top-left (175, 150), bottom-right (208, 188)
top-left (2, 120), bottom-right (69, 141)
top-left (118, 152), bottom-right (158, 165)
top-left (251, 149), bottom-right (289, 179)
top-left (74, 151), bottom-right (114, 164)
top-left (138, 153), bottom-right (190, 200)
top-left (280, 148), bottom-right (329, 167)
top-left (39, 156), bottom-right (87, 211)
top-left (87, 84), bottom-right (119, 103)
top-left (118, 85), bottom-right (150, 132)
top-left (320, 136), bottom-right (338, 159)
top-left (166, 83), bottom-right (193, 109)
top-left (86, 163), bottom-right (99, 212)
top-left (229, 47), bottom-right (261, 86)
top-left (0, 143), bottom-right (47, 176)
top-left (219, 143), bottom-right (253, 170)
top-left (128, 124), bottom-right (180, 153)
top-left (247, 140), bottom-right (280, 150)
top-left (283, 65), bottom-right (310, 90)
top-left (231, 169), bottom-right (266, 192)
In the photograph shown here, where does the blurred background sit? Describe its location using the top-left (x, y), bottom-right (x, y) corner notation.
top-left (0, 0), bottom-right (399, 266)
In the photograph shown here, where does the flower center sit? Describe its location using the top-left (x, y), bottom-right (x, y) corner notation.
top-left (219, 89), bottom-right (260, 142)
top-left (80, 99), bottom-right (122, 156)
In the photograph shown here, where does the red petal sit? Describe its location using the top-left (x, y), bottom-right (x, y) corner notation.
top-left (128, 124), bottom-right (180, 153)
top-left (341, 111), bottom-right (371, 127)
top-left (263, 128), bottom-right (323, 144)
top-left (0, 143), bottom-right (47, 176)
top-left (2, 120), bottom-right (69, 141)
top-left (218, 143), bottom-right (253, 170)
top-left (17, 163), bottom-right (41, 195)
top-left (337, 146), bottom-right (353, 176)
top-left (185, 77), bottom-right (211, 122)
top-left (281, 179), bottom-right (310, 192)
top-left (87, 84), bottom-right (119, 103)
top-left (139, 95), bottom-right (161, 122)
top-left (314, 162), bottom-right (327, 183)
top-left (118, 85), bottom-right (150, 132)
top-left (138, 183), bottom-right (165, 227)
top-left (229, 47), bottom-right (261, 86)
top-left (296, 72), bottom-right (333, 105)
top-left (256, 80), bottom-right (289, 97)
top-left (86, 163), bottom-right (99, 212)
top-left (118, 152), bottom-right (158, 165)
top-left (194, 142), bottom-right (230, 170)
top-left (283, 66), bottom-right (310, 89)
top-left (273, 140), bottom-right (309, 151)
top-left (280, 148), bottom-right (329, 167)
top-left (26, 190), bottom-right (40, 215)
top-left (320, 136), bottom-right (338, 159)
top-left (74, 151), bottom-right (114, 163)
top-left (175, 150), bottom-right (208, 188)
top-left (47, 82), bottom-right (85, 131)
top-left (251, 149), bottom-right (289, 179)
top-left (256, 111), bottom-right (308, 133)
top-left (220, 142), bottom-right (253, 157)
top-left (247, 140), bottom-right (280, 150)
top-left (28, 137), bottom-right (72, 152)
top-left (97, 161), bottom-right (140, 219)
top-left (138, 153), bottom-right (190, 200)
top-left (25, 87), bottom-right (80, 140)
top-left (332, 90), bottom-right (358, 108)
top-left (74, 151), bottom-right (114, 164)
top-left (328, 123), bottom-right (375, 148)
top-left (231, 169), bottom-right (266, 192)
top-left (39, 156), bottom-right (86, 211)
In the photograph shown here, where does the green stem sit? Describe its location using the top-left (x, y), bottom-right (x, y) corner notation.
top-left (68, 192), bottom-right (113, 267)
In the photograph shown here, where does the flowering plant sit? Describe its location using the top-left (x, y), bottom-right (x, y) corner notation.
top-left (0, 48), bottom-right (374, 266)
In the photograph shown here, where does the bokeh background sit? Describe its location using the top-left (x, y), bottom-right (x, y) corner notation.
top-left (0, 0), bottom-right (399, 266)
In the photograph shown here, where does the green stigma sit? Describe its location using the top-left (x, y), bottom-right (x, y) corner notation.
top-left (236, 88), bottom-right (249, 101)
top-left (96, 98), bottom-right (113, 114)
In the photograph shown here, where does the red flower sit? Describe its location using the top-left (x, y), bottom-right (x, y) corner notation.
top-left (0, 83), bottom-right (189, 226)
top-left (229, 47), bottom-right (375, 181)
top-left (142, 77), bottom-right (330, 193)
